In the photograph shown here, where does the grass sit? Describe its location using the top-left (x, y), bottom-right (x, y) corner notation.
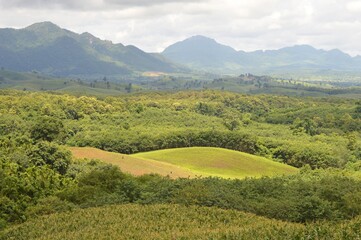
top-left (70, 147), bottom-right (196, 178)
top-left (2, 204), bottom-right (360, 240)
top-left (71, 146), bottom-right (298, 179)
top-left (134, 147), bottom-right (298, 178)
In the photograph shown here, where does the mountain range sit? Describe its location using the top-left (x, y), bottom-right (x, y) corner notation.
top-left (162, 35), bottom-right (361, 74)
top-left (1, 22), bottom-right (361, 77)
top-left (0, 22), bottom-right (182, 76)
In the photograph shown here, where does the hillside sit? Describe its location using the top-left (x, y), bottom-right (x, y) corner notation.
top-left (162, 35), bottom-right (361, 74)
top-left (71, 146), bottom-right (298, 179)
top-left (2, 204), bottom-right (360, 240)
top-left (134, 147), bottom-right (298, 178)
top-left (0, 22), bottom-right (183, 76)
top-left (70, 147), bottom-right (196, 178)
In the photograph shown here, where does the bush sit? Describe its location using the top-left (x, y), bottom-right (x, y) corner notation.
top-left (25, 196), bottom-right (76, 218)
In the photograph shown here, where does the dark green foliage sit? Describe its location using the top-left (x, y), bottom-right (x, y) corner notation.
top-left (292, 118), bottom-right (319, 135)
top-left (58, 165), bottom-right (140, 206)
top-left (0, 157), bottom-right (71, 223)
top-left (25, 196), bottom-right (76, 218)
top-left (273, 145), bottom-right (339, 169)
top-left (30, 116), bottom-right (65, 142)
top-left (55, 164), bottom-right (361, 223)
top-left (28, 141), bottom-right (71, 174)
top-left (0, 114), bottom-right (26, 136)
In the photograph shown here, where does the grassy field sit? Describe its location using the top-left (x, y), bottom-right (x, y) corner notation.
top-left (70, 147), bottom-right (196, 178)
top-left (2, 204), bottom-right (360, 240)
top-left (71, 147), bottom-right (298, 179)
top-left (134, 147), bottom-right (298, 178)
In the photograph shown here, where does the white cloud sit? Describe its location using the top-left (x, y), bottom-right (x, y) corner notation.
top-left (346, 1), bottom-right (361, 13)
top-left (0, 0), bottom-right (360, 55)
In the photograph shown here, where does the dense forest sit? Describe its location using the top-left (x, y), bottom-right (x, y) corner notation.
top-left (1, 89), bottom-right (361, 235)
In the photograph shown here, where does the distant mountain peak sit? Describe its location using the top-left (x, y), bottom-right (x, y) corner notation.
top-left (280, 44), bottom-right (317, 52)
top-left (292, 44), bottom-right (314, 48)
top-left (25, 21), bottom-right (62, 32)
top-left (81, 32), bottom-right (96, 38)
top-left (164, 35), bottom-right (235, 52)
top-left (162, 36), bottom-right (360, 73)
top-left (0, 21), bottom-right (182, 76)
top-left (162, 35), bottom-right (239, 68)
top-left (80, 32), bottom-right (101, 43)
top-left (188, 35), bottom-right (216, 41)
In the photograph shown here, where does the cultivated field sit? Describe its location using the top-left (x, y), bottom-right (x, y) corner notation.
top-left (2, 204), bottom-right (360, 240)
top-left (71, 147), bottom-right (298, 179)
top-left (70, 147), bottom-right (196, 178)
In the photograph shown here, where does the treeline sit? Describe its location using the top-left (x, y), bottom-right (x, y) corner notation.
top-left (70, 131), bottom-right (262, 155)
top-left (69, 130), bottom-right (351, 169)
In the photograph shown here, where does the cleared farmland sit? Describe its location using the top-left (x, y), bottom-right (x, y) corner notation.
top-left (71, 147), bottom-right (297, 179)
top-left (70, 147), bottom-right (196, 178)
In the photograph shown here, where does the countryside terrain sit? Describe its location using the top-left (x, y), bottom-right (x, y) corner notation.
top-left (1, 21), bottom-right (361, 240)
top-left (1, 88), bottom-right (360, 238)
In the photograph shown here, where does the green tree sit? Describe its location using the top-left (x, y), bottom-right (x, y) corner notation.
top-left (30, 116), bottom-right (65, 142)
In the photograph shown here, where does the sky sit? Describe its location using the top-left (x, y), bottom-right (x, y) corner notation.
top-left (1, 0), bottom-right (361, 56)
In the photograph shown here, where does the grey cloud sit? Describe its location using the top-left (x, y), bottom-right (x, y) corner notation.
top-left (0, 0), bottom-right (88, 9)
top-left (0, 0), bottom-right (206, 10)
top-left (105, 0), bottom-right (204, 7)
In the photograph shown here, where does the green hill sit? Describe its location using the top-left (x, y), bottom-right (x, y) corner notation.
top-left (0, 22), bottom-right (183, 76)
top-left (70, 147), bottom-right (196, 178)
top-left (71, 147), bottom-right (297, 179)
top-left (2, 204), bottom-right (359, 240)
top-left (134, 147), bottom-right (298, 178)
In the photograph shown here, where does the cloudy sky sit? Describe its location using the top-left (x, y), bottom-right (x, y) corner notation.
top-left (1, 0), bottom-right (361, 55)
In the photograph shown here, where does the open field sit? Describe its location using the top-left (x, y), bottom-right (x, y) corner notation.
top-left (70, 147), bottom-right (196, 178)
top-left (134, 147), bottom-right (298, 178)
top-left (2, 204), bottom-right (360, 240)
top-left (71, 147), bottom-right (298, 179)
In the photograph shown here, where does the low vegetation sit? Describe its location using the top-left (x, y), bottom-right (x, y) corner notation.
top-left (2, 204), bottom-right (361, 240)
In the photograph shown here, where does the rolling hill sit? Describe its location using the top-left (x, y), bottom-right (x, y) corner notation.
top-left (2, 204), bottom-right (359, 240)
top-left (134, 147), bottom-right (298, 178)
top-left (70, 147), bottom-right (298, 179)
top-left (70, 147), bottom-right (196, 178)
top-left (0, 22), bottom-right (183, 76)
top-left (162, 35), bottom-right (361, 74)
